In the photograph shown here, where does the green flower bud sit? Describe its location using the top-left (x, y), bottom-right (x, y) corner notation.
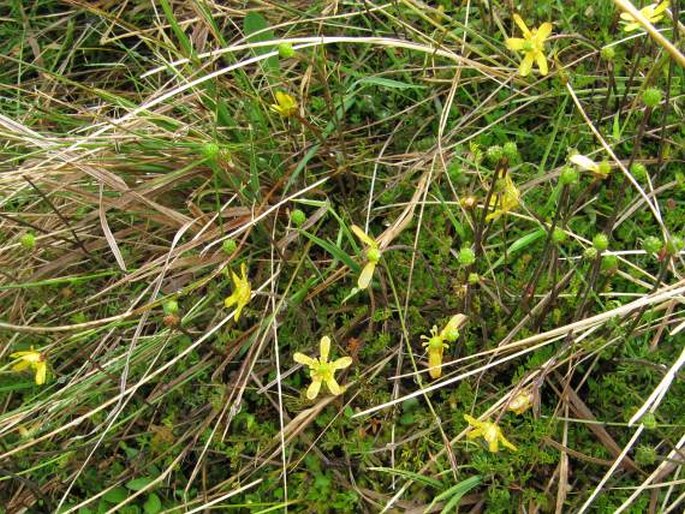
top-left (552, 227), bottom-right (567, 244)
top-left (290, 209), bottom-right (306, 227)
top-left (642, 236), bottom-right (662, 255)
top-left (163, 300), bottom-right (179, 315)
top-left (222, 238), bottom-right (237, 255)
top-left (559, 167), bottom-right (579, 186)
top-left (502, 141), bottom-right (519, 161)
top-left (468, 272), bottom-right (480, 285)
top-left (593, 233), bottom-right (609, 252)
top-left (458, 247), bottom-right (476, 266)
top-left (642, 87), bottom-right (663, 108)
top-left (20, 232), bottom-right (36, 250)
top-left (278, 43), bottom-right (295, 59)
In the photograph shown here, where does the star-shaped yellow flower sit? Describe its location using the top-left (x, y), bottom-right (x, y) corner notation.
top-left (620, 1), bottom-right (669, 32)
top-left (270, 91), bottom-right (298, 117)
top-left (464, 414), bottom-right (517, 453)
top-left (224, 262), bottom-right (252, 321)
top-left (506, 14), bottom-right (553, 76)
top-left (10, 348), bottom-right (48, 385)
top-left (294, 336), bottom-right (353, 400)
top-left (351, 225), bottom-right (382, 290)
top-left (486, 174), bottom-right (520, 221)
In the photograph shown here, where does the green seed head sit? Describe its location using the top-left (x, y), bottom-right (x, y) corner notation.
top-left (278, 43), bottom-right (295, 59)
top-left (20, 232), bottom-right (36, 250)
top-left (630, 162), bottom-right (647, 180)
top-left (202, 142), bottom-right (220, 161)
top-left (642, 236), bottom-right (662, 255)
top-left (502, 141), bottom-right (519, 161)
top-left (222, 238), bottom-right (237, 255)
top-left (642, 87), bottom-right (663, 108)
top-left (367, 247), bottom-right (381, 263)
top-left (600, 46), bottom-right (616, 61)
top-left (584, 246), bottom-right (599, 260)
top-left (163, 300), bottom-right (179, 315)
top-left (458, 247), bottom-right (476, 266)
top-left (593, 233), bottom-right (609, 252)
top-left (486, 145), bottom-right (503, 163)
top-left (601, 254), bottom-right (618, 273)
top-left (641, 412), bottom-right (657, 430)
top-left (290, 209), bottom-right (306, 227)
top-left (552, 227), bottom-right (567, 244)
top-left (467, 272), bottom-right (480, 285)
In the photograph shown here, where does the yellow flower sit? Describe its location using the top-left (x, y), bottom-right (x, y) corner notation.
top-left (464, 414), bottom-right (517, 453)
top-left (351, 225), bottom-right (381, 290)
top-left (10, 348), bottom-right (47, 385)
top-left (270, 91), bottom-right (298, 117)
top-left (421, 314), bottom-right (466, 379)
top-left (224, 262), bottom-right (252, 321)
top-left (294, 336), bottom-right (353, 400)
top-left (508, 390), bottom-right (534, 415)
top-left (486, 174), bottom-right (520, 221)
top-left (620, 1), bottom-right (669, 32)
top-left (505, 14), bottom-right (553, 76)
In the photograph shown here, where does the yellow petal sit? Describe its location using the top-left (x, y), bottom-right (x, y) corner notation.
top-left (224, 293), bottom-right (238, 308)
top-left (233, 304), bottom-right (244, 321)
top-left (294, 352), bottom-right (317, 367)
top-left (306, 379), bottom-right (322, 400)
top-left (513, 14), bottom-right (531, 37)
top-left (499, 434), bottom-right (518, 451)
top-left (519, 52), bottom-right (534, 77)
top-left (319, 336), bottom-right (331, 362)
top-left (536, 22), bottom-right (553, 41)
top-left (331, 356), bottom-right (353, 370)
top-left (488, 438), bottom-right (500, 452)
top-left (506, 37), bottom-right (526, 51)
top-left (620, 12), bottom-right (636, 21)
top-left (351, 225), bottom-right (376, 248)
top-left (535, 52), bottom-right (548, 76)
top-left (35, 362), bottom-right (47, 385)
top-left (464, 414), bottom-right (481, 427)
top-left (428, 350), bottom-right (443, 379)
top-left (654, 1), bottom-right (670, 16)
top-left (326, 376), bottom-right (343, 395)
top-left (357, 261), bottom-right (376, 290)
top-left (12, 360), bottom-right (31, 372)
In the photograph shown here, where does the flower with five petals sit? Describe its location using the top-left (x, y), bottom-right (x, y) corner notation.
top-left (294, 336), bottom-right (353, 400)
top-left (464, 414), bottom-right (517, 452)
top-left (224, 263), bottom-right (252, 321)
top-left (505, 14), bottom-right (553, 76)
